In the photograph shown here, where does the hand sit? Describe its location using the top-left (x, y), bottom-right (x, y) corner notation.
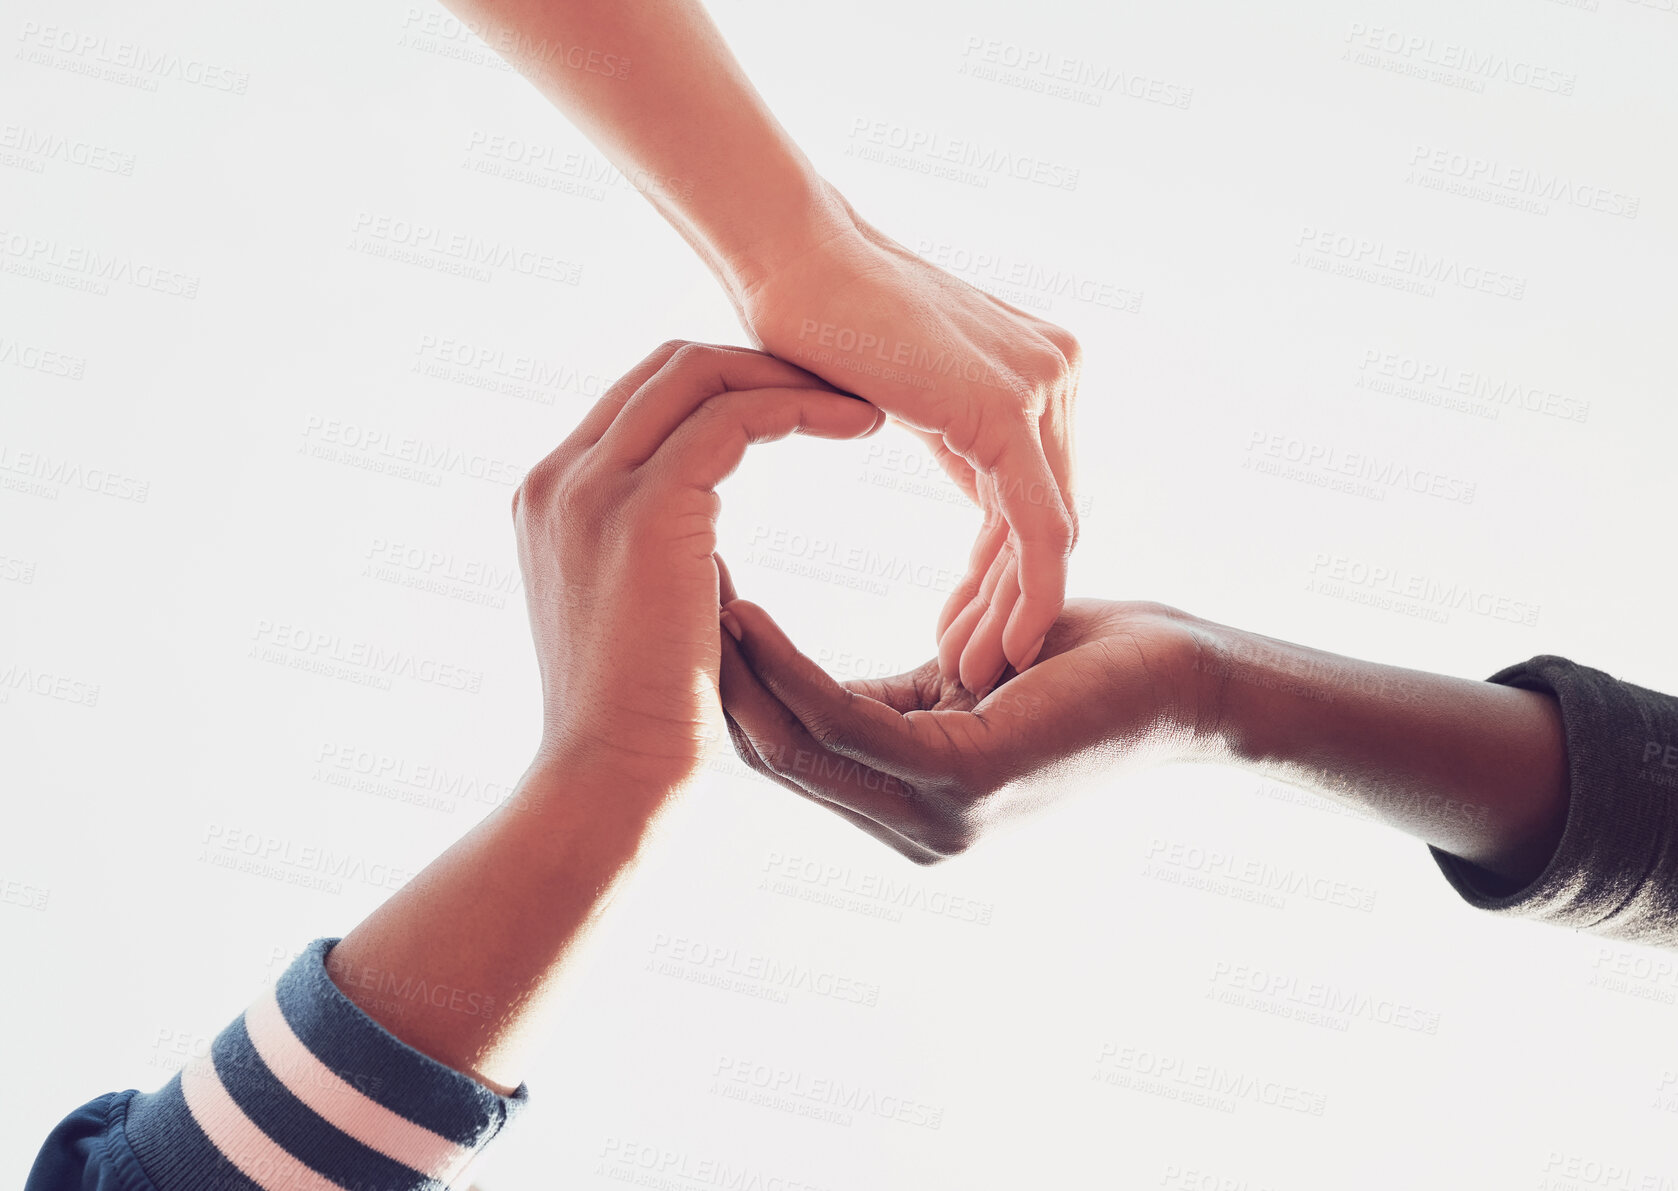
top-left (732, 191), bottom-right (1082, 697)
top-left (714, 591), bottom-right (1208, 862)
top-left (513, 340), bottom-right (884, 795)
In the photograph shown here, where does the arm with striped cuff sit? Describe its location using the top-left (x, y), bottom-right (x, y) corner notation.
top-left (27, 939), bottom-right (524, 1191)
top-left (26, 343), bottom-right (885, 1188)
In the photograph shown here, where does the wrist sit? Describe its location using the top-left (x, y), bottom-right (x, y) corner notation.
top-left (499, 752), bottom-right (675, 867)
top-left (1176, 619), bottom-right (1303, 767)
top-left (518, 742), bottom-right (689, 818)
top-left (708, 171), bottom-right (860, 301)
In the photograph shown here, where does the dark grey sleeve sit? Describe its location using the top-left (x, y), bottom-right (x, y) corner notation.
top-left (1429, 655), bottom-right (1678, 949)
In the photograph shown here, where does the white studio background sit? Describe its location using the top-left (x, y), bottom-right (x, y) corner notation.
top-left (3, 0), bottom-right (1677, 1187)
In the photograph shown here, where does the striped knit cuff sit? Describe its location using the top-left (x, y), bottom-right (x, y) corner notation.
top-left (124, 938), bottom-right (527, 1191)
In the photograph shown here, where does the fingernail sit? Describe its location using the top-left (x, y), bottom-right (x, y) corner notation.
top-left (720, 609), bottom-right (744, 642)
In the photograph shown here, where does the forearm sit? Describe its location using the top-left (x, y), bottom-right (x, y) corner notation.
top-left (438, 0), bottom-right (849, 292)
top-left (326, 756), bottom-right (673, 1094)
top-left (1187, 619), bottom-right (1569, 888)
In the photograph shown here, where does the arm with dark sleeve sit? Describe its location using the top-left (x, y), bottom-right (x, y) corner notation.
top-left (715, 594), bottom-right (1678, 947)
top-left (1430, 656), bottom-right (1678, 948)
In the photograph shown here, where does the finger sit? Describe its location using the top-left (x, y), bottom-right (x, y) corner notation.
top-left (1002, 416), bottom-right (1075, 673)
top-left (566, 339), bottom-right (692, 448)
top-left (719, 635), bottom-right (939, 860)
top-left (986, 429), bottom-right (1074, 672)
top-left (645, 389), bottom-right (885, 492)
top-left (845, 660), bottom-right (943, 715)
top-left (715, 553), bottom-right (740, 605)
top-left (935, 475), bottom-right (1007, 682)
top-left (1038, 396), bottom-right (1078, 547)
top-left (938, 532), bottom-right (1011, 687)
top-left (726, 710), bottom-right (940, 862)
top-left (597, 343), bottom-right (843, 466)
top-left (959, 552), bottom-right (1021, 697)
top-left (902, 424), bottom-right (980, 505)
top-left (935, 483), bottom-right (1007, 641)
top-left (723, 598), bottom-right (931, 781)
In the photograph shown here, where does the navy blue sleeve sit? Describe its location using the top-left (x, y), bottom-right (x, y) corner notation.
top-left (25, 939), bottom-right (527, 1190)
top-left (25, 1091), bottom-right (156, 1191)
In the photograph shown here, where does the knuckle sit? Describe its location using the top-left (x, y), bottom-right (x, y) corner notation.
top-left (802, 711), bottom-right (853, 755)
top-left (512, 460), bottom-right (558, 522)
top-left (915, 809), bottom-right (977, 861)
top-left (1048, 327), bottom-right (1083, 372)
top-left (1032, 507), bottom-right (1075, 553)
top-left (736, 739), bottom-right (776, 777)
top-left (666, 341), bottom-right (722, 374)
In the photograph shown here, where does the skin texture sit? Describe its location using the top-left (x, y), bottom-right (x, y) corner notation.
top-left (436, 0), bottom-right (1081, 694)
top-left (718, 596), bottom-right (1570, 887)
top-left (327, 343), bottom-right (884, 1094)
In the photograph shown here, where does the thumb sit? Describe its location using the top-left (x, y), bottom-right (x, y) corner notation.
top-left (718, 599), bottom-right (841, 721)
top-left (722, 598), bottom-right (919, 776)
